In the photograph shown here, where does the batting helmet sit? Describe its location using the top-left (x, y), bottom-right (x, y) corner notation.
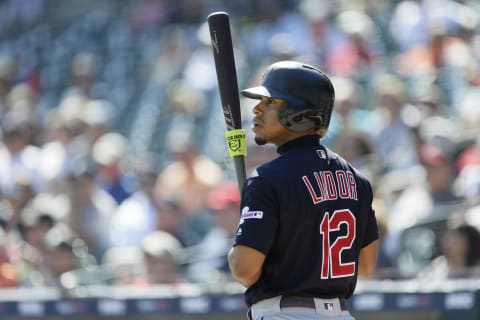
top-left (241, 61), bottom-right (335, 132)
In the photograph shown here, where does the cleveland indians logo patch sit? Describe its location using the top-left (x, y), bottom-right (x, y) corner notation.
top-left (228, 138), bottom-right (242, 152)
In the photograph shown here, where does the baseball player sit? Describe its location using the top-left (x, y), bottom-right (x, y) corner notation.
top-left (228, 61), bottom-right (379, 320)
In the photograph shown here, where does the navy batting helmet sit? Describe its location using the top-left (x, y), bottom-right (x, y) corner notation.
top-left (241, 61), bottom-right (335, 132)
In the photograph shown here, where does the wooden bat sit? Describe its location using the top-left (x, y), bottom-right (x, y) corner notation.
top-left (207, 12), bottom-right (247, 191)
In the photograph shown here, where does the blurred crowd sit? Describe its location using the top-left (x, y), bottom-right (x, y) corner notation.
top-left (0, 0), bottom-right (479, 294)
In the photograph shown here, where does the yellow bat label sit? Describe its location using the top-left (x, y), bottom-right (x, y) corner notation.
top-left (225, 129), bottom-right (247, 157)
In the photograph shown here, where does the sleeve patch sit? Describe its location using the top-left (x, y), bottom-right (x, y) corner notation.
top-left (240, 206), bottom-right (264, 220)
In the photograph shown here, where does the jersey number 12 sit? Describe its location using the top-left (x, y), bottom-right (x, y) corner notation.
top-left (320, 209), bottom-right (356, 279)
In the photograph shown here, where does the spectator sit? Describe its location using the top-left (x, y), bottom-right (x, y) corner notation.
top-left (370, 73), bottom-right (419, 173)
top-left (100, 245), bottom-right (144, 285)
top-left (0, 115), bottom-right (44, 199)
top-left (108, 159), bottom-right (158, 247)
top-left (298, 0), bottom-right (349, 70)
top-left (454, 137), bottom-right (480, 203)
top-left (0, 228), bottom-right (17, 287)
top-left (187, 181), bottom-right (241, 283)
top-left (65, 163), bottom-right (117, 261)
top-left (154, 197), bottom-right (200, 247)
top-left (19, 194), bottom-right (58, 249)
top-left (0, 54), bottom-right (17, 117)
top-left (92, 132), bottom-right (135, 204)
top-left (419, 140), bottom-right (464, 205)
top-left (418, 223), bottom-right (480, 279)
top-left (82, 99), bottom-right (117, 147)
top-left (138, 230), bottom-right (185, 285)
top-left (148, 26), bottom-right (190, 87)
top-left (62, 52), bottom-right (99, 100)
top-left (330, 9), bottom-right (378, 76)
top-left (40, 223), bottom-right (90, 288)
top-left (13, 194), bottom-right (61, 287)
top-left (156, 141), bottom-right (223, 217)
top-left (385, 136), bottom-right (467, 259)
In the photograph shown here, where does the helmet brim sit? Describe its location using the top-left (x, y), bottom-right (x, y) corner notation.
top-left (241, 86), bottom-right (270, 99)
top-left (241, 86), bottom-right (306, 107)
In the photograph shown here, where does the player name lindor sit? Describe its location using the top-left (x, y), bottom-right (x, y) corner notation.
top-left (302, 170), bottom-right (358, 204)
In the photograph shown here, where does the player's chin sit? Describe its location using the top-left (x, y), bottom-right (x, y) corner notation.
top-left (254, 136), bottom-right (267, 145)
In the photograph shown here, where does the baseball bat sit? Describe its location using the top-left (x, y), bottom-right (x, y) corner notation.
top-left (207, 12), bottom-right (247, 191)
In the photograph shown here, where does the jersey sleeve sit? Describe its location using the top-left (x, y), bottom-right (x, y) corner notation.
top-left (361, 179), bottom-right (379, 247)
top-left (233, 175), bottom-right (279, 255)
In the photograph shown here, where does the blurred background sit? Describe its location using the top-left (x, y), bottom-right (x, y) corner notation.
top-left (0, 0), bottom-right (479, 319)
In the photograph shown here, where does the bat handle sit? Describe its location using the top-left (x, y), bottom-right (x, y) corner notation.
top-left (234, 156), bottom-right (247, 191)
top-left (225, 129), bottom-right (247, 190)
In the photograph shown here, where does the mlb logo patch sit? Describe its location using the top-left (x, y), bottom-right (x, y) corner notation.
top-left (324, 302), bottom-right (334, 311)
top-left (316, 149), bottom-right (326, 159)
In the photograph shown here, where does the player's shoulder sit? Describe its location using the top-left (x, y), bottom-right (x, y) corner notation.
top-left (245, 155), bottom-right (288, 190)
top-left (244, 165), bottom-right (278, 199)
top-left (324, 146), bottom-right (372, 184)
top-left (248, 157), bottom-right (280, 180)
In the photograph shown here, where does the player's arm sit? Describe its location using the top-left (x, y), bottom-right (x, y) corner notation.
top-left (228, 245), bottom-right (266, 287)
top-left (357, 239), bottom-right (378, 278)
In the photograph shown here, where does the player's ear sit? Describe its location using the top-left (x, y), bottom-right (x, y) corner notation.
top-left (317, 127), bottom-right (328, 139)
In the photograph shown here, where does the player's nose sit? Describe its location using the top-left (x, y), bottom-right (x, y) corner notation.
top-left (252, 101), bottom-right (263, 115)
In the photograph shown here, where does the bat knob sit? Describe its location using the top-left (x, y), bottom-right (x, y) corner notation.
top-left (208, 11), bottom-right (228, 19)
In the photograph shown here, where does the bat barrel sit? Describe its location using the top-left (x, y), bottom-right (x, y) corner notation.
top-left (207, 11), bottom-right (247, 192)
top-left (207, 12), bottom-right (242, 131)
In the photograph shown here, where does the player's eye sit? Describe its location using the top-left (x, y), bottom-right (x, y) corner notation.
top-left (260, 97), bottom-right (277, 107)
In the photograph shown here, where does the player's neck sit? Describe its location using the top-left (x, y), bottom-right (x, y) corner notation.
top-left (274, 130), bottom-right (319, 148)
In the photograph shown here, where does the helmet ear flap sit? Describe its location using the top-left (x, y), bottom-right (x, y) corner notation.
top-left (279, 106), bottom-right (323, 132)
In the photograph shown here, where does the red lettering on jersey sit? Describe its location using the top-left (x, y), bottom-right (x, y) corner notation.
top-left (319, 209), bottom-right (356, 279)
top-left (323, 171), bottom-right (338, 200)
top-left (335, 171), bottom-right (349, 199)
top-left (314, 172), bottom-right (328, 200)
top-left (320, 212), bottom-right (331, 279)
top-left (302, 175), bottom-right (323, 204)
top-left (329, 210), bottom-right (356, 278)
top-left (303, 170), bottom-right (358, 204)
top-left (346, 171), bottom-right (357, 200)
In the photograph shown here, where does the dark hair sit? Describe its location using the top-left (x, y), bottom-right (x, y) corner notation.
top-left (455, 225), bottom-right (480, 266)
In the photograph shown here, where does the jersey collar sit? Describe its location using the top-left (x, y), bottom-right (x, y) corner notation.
top-left (277, 135), bottom-right (321, 155)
